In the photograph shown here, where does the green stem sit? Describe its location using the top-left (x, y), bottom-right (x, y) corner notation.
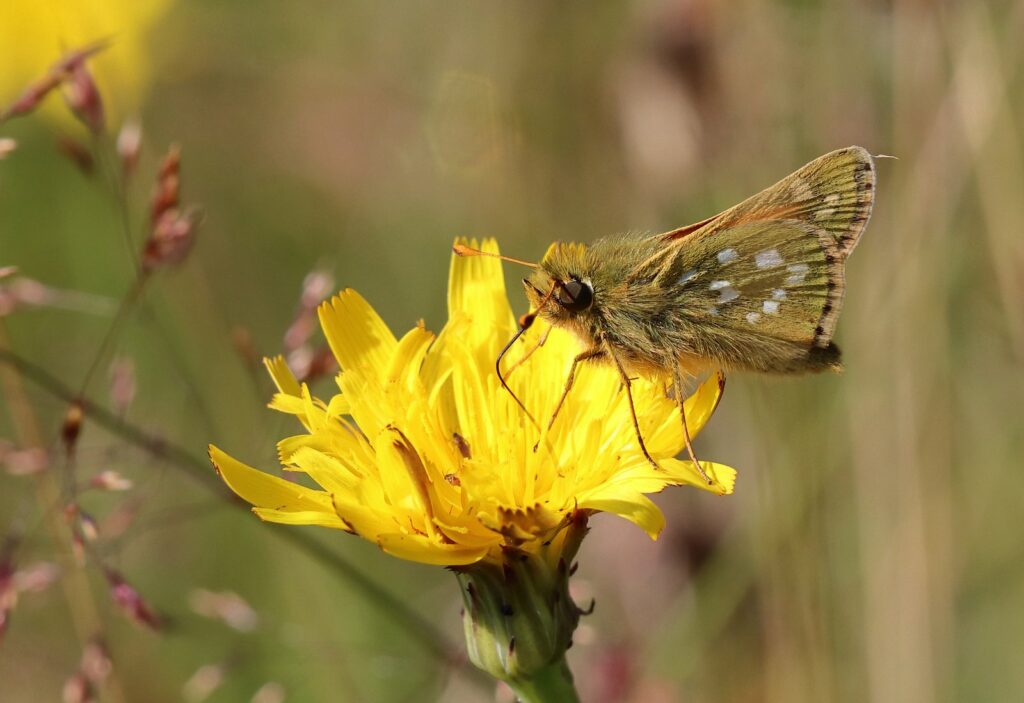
top-left (507, 657), bottom-right (580, 703)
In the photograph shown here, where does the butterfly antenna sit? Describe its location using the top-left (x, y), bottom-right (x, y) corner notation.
top-left (494, 283), bottom-right (558, 429)
top-left (496, 323), bottom-right (539, 429)
top-left (452, 243), bottom-right (538, 269)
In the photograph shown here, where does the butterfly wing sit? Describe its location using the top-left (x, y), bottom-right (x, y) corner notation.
top-left (642, 147), bottom-right (876, 373)
top-left (660, 146), bottom-right (875, 256)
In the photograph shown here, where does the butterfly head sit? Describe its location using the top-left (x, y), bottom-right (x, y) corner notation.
top-left (523, 242), bottom-right (601, 327)
top-left (523, 274), bottom-right (594, 319)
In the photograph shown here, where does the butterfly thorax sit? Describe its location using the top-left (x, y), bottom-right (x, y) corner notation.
top-left (525, 236), bottom-right (685, 376)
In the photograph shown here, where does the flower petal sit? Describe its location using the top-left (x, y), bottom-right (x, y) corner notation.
top-left (319, 289), bottom-right (397, 379)
top-left (448, 237), bottom-right (515, 338)
top-left (264, 356), bottom-right (319, 431)
top-left (578, 492), bottom-right (666, 539)
top-left (638, 371), bottom-right (727, 456)
top-left (264, 355), bottom-right (301, 396)
top-left (268, 392), bottom-right (306, 416)
top-left (573, 459), bottom-right (736, 534)
top-left (684, 371), bottom-right (726, 440)
top-left (375, 532), bottom-right (488, 566)
top-left (209, 445), bottom-right (333, 512)
top-left (252, 508), bottom-right (353, 530)
top-left (621, 459), bottom-right (737, 496)
top-left (386, 326), bottom-right (435, 392)
top-left (286, 446), bottom-right (361, 494)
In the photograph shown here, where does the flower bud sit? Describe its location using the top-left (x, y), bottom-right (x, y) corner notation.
top-left (90, 470), bottom-right (133, 492)
top-left (150, 145), bottom-right (181, 224)
top-left (117, 121), bottom-right (142, 176)
top-left (62, 671), bottom-right (94, 703)
top-left (62, 401), bottom-right (84, 454)
top-left (1, 40), bottom-right (109, 123)
top-left (453, 512), bottom-right (589, 685)
top-left (142, 208), bottom-right (200, 272)
top-left (2, 74), bottom-right (62, 121)
top-left (105, 568), bottom-right (161, 630)
top-left (80, 639), bottom-right (112, 685)
top-left (62, 65), bottom-right (105, 135)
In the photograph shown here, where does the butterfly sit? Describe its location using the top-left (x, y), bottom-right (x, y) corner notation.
top-left (456, 146), bottom-right (876, 480)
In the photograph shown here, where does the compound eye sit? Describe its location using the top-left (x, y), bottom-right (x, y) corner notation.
top-left (556, 279), bottom-right (593, 312)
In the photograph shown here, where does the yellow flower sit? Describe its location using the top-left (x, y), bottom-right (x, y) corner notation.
top-left (0, 0), bottom-right (172, 121)
top-left (209, 239), bottom-right (735, 567)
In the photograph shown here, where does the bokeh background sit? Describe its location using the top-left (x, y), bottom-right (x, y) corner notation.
top-left (2, 1), bottom-right (1023, 701)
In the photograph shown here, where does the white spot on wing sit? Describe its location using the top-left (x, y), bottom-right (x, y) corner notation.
top-left (755, 249), bottom-right (784, 269)
top-left (815, 207), bottom-right (836, 220)
top-left (709, 280), bottom-right (739, 303)
top-left (763, 300), bottom-right (781, 314)
top-left (824, 193), bottom-right (840, 205)
top-left (746, 312), bottom-right (761, 324)
top-left (717, 248), bottom-right (738, 264)
top-left (677, 269), bottom-right (698, 286)
top-left (786, 263), bottom-right (809, 285)
top-left (772, 288), bottom-right (787, 301)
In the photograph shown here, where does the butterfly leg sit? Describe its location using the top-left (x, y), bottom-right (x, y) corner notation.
top-left (672, 364), bottom-right (712, 485)
top-left (504, 325), bottom-right (552, 380)
top-left (533, 346), bottom-right (604, 452)
top-left (604, 342), bottom-right (660, 471)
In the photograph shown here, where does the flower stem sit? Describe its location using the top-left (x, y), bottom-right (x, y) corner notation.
top-left (507, 657), bottom-right (580, 703)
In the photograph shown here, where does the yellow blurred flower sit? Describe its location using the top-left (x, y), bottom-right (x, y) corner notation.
top-left (0, 0), bottom-right (172, 121)
top-left (209, 239), bottom-right (735, 567)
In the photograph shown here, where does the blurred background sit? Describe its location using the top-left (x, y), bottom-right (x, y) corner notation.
top-left (2, 1), bottom-right (1023, 701)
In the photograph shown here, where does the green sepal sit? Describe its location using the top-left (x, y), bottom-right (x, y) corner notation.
top-left (452, 512), bottom-right (588, 699)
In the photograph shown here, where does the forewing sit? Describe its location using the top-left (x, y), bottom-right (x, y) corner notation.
top-left (671, 220), bottom-right (839, 358)
top-left (659, 146), bottom-right (875, 259)
top-left (623, 147), bottom-right (875, 372)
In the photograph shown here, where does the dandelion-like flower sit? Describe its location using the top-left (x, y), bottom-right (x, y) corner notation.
top-left (210, 239), bottom-right (736, 699)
